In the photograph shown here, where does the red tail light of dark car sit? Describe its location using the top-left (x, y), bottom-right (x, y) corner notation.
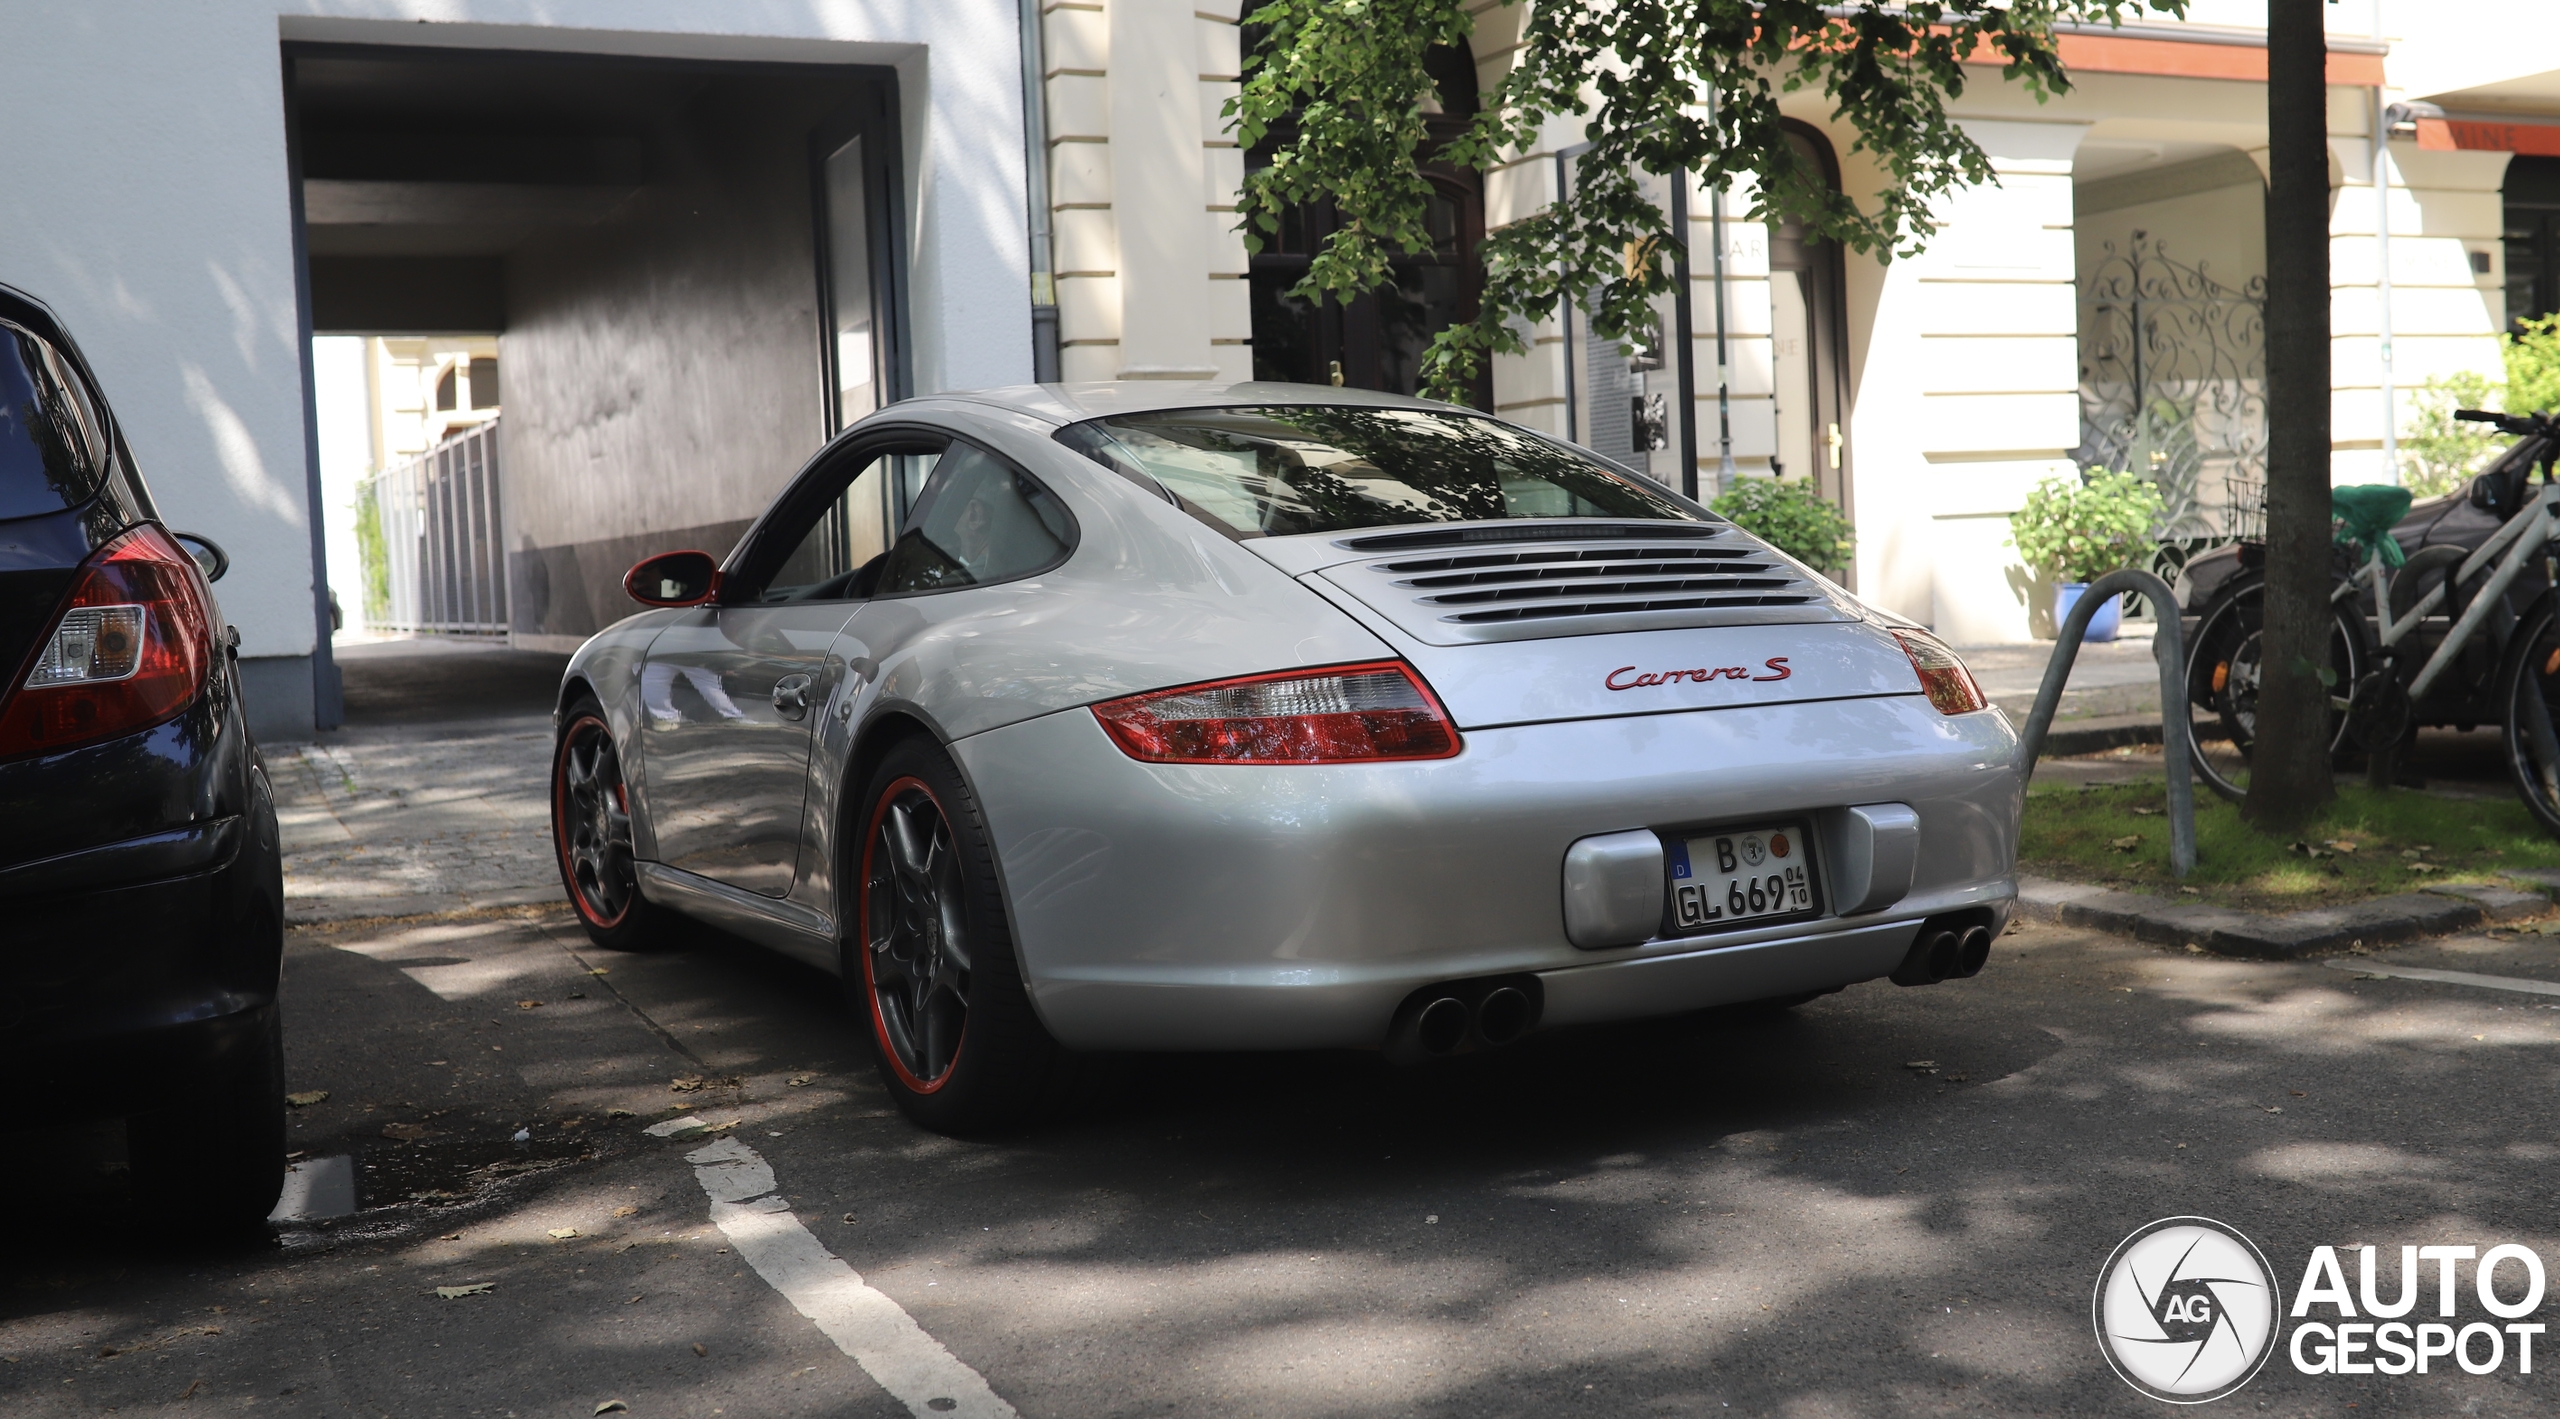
top-left (0, 524), bottom-right (215, 759)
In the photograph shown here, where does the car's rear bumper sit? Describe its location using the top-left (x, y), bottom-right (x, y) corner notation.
top-left (0, 791), bottom-right (284, 1117)
top-left (956, 692), bottom-right (2020, 1051)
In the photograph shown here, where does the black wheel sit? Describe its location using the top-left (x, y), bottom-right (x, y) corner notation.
top-left (130, 1005), bottom-right (285, 1234)
top-left (553, 701), bottom-right (674, 950)
top-left (2497, 592), bottom-right (2560, 837)
top-left (850, 738), bottom-right (1065, 1134)
top-left (2183, 570), bottom-right (2367, 803)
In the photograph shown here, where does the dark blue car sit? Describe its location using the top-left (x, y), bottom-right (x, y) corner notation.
top-left (0, 282), bottom-right (284, 1230)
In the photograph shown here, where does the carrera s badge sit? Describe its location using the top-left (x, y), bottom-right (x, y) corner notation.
top-left (1605, 658), bottom-right (1791, 691)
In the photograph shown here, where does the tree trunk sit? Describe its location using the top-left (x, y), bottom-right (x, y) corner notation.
top-left (2244, 0), bottom-right (2337, 832)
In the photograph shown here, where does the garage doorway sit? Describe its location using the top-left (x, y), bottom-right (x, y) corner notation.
top-left (286, 45), bottom-right (908, 652)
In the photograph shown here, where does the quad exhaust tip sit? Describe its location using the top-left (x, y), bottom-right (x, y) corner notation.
top-left (1891, 914), bottom-right (1995, 987)
top-left (1387, 976), bottom-right (1544, 1064)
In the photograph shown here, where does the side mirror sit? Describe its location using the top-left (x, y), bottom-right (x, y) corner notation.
top-left (171, 530), bottom-right (229, 583)
top-left (624, 550), bottom-right (721, 607)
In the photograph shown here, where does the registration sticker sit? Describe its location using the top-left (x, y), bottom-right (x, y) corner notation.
top-left (1667, 823), bottom-right (1817, 932)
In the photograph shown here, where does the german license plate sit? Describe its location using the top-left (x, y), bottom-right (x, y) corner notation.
top-left (1667, 823), bottom-right (1817, 933)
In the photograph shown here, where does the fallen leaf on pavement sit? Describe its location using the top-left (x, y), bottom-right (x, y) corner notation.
top-left (613, 1205), bottom-right (639, 1218)
top-left (692, 1343), bottom-right (707, 1357)
top-left (788, 1075), bottom-right (813, 1087)
top-left (595, 1403), bottom-right (628, 1415)
top-left (381, 1123), bottom-right (434, 1142)
top-left (179, 1378), bottom-right (202, 1400)
top-left (517, 1000), bottom-right (544, 1010)
top-left (607, 1108), bottom-right (635, 1119)
top-left (284, 1091), bottom-right (329, 1108)
top-left (548, 1227), bottom-right (579, 1240)
top-left (670, 1075), bottom-right (705, 1093)
top-left (588, 967), bottom-right (609, 976)
top-left (1903, 1060), bottom-right (1938, 1073)
top-left (435, 1284), bottom-right (494, 1300)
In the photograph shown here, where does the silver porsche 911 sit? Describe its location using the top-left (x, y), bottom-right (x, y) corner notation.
top-left (551, 383), bottom-right (2020, 1132)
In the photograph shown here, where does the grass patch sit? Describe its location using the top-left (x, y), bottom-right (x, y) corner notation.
top-left (2021, 780), bottom-right (2560, 913)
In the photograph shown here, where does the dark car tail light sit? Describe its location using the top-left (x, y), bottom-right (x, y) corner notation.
top-left (1092, 661), bottom-right (1463, 764)
top-left (0, 524), bottom-right (215, 758)
top-left (1892, 629), bottom-right (1989, 715)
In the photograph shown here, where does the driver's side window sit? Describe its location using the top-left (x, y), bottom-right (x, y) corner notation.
top-left (748, 448), bottom-right (940, 604)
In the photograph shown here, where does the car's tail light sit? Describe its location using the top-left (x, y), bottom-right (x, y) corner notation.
top-left (0, 524), bottom-right (215, 758)
top-left (1892, 629), bottom-right (1988, 715)
top-left (1092, 661), bottom-right (1462, 764)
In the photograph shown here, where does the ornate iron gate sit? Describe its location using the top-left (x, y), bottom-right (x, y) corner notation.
top-left (2074, 231), bottom-right (2267, 576)
top-left (370, 418), bottom-right (507, 635)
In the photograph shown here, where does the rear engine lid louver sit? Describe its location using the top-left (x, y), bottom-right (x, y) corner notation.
top-left (1308, 522), bottom-right (1856, 647)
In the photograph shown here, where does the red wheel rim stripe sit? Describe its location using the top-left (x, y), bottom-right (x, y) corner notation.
top-left (552, 714), bottom-right (630, 930)
top-left (858, 773), bottom-right (964, 1094)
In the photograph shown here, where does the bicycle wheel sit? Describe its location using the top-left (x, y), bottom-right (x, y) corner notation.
top-left (2496, 591), bottom-right (2560, 836)
top-left (2183, 570), bottom-right (2366, 803)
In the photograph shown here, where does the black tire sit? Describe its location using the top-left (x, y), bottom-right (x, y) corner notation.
top-left (130, 1006), bottom-right (285, 1234)
top-left (2496, 592), bottom-right (2560, 837)
top-left (553, 699), bottom-right (677, 951)
top-left (2182, 569), bottom-right (2367, 803)
top-left (847, 738), bottom-right (1066, 1135)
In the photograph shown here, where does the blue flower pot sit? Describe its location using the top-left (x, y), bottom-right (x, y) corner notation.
top-left (2057, 582), bottom-right (2121, 642)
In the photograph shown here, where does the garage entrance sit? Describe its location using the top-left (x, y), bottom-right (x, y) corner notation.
top-left (288, 45), bottom-right (908, 653)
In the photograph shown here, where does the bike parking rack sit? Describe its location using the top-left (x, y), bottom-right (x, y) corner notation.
top-left (2012, 567), bottom-right (2199, 878)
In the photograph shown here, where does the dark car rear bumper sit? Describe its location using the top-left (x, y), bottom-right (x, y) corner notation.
top-left (0, 783), bottom-right (283, 1120)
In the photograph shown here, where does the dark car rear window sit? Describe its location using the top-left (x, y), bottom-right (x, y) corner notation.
top-left (0, 322), bottom-right (109, 521)
top-left (1059, 405), bottom-right (1698, 538)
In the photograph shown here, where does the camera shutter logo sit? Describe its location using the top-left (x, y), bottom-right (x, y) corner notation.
top-left (2094, 1217), bottom-right (2282, 1403)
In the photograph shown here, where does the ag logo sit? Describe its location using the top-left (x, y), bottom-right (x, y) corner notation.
top-left (2094, 1217), bottom-right (2282, 1403)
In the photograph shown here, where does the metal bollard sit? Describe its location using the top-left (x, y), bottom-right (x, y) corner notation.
top-left (2011, 568), bottom-right (2198, 878)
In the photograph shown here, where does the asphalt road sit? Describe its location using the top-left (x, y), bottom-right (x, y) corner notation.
top-left (7, 641), bottom-right (2560, 1417)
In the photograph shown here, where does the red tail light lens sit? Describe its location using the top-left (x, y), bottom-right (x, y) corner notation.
top-left (0, 524), bottom-right (215, 758)
top-left (1092, 661), bottom-right (1462, 764)
top-left (1892, 629), bottom-right (1988, 715)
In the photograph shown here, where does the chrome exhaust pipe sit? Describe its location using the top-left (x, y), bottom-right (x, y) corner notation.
top-left (1891, 928), bottom-right (1960, 986)
top-left (1415, 996), bottom-right (1470, 1056)
top-left (1953, 925), bottom-right (1992, 978)
top-left (1892, 913), bottom-right (1999, 986)
top-left (1474, 986), bottom-right (1535, 1047)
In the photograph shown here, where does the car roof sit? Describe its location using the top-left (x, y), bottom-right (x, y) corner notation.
top-left (929, 380), bottom-right (1478, 426)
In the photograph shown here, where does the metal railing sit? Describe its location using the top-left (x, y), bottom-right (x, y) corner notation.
top-left (2013, 567), bottom-right (2199, 877)
top-left (371, 418), bottom-right (507, 635)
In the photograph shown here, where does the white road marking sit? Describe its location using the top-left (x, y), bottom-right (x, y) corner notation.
top-left (679, 1136), bottom-right (1016, 1418)
top-left (2322, 958), bottom-right (2560, 998)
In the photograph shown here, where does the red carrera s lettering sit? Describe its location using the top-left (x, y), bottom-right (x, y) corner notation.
top-left (1604, 657), bottom-right (1792, 691)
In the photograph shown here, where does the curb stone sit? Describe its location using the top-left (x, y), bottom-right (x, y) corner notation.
top-left (2016, 874), bottom-right (2550, 959)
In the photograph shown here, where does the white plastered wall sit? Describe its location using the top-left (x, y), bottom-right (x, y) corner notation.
top-left (1047, 0), bottom-right (1248, 382)
top-left (0, 1), bottom-right (1030, 692)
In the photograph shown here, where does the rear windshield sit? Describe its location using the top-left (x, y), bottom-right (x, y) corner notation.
top-left (0, 322), bottom-right (108, 521)
top-left (1059, 405), bottom-right (1697, 538)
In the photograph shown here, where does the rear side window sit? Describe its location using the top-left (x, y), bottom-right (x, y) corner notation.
top-left (877, 442), bottom-right (1074, 595)
top-left (0, 323), bottom-right (108, 521)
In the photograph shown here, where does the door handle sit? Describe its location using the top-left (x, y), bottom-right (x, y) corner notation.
top-left (772, 673), bottom-right (814, 721)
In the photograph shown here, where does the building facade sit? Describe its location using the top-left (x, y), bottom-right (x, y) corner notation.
top-left (8, 2), bottom-right (2560, 742)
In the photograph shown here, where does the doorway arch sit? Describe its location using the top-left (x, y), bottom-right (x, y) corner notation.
top-left (1765, 120), bottom-right (1854, 516)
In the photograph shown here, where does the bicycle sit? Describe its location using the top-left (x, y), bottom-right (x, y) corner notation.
top-left (2184, 409), bottom-right (2560, 830)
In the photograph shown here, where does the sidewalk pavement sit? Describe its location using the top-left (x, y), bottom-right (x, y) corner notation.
top-left (274, 718), bottom-right (560, 925)
top-left (1957, 625), bottom-right (2167, 724)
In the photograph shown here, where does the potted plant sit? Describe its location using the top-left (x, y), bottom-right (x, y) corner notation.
top-left (2007, 470), bottom-right (2164, 641)
top-left (1710, 475), bottom-right (1854, 578)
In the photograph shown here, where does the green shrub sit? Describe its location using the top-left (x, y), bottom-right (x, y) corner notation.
top-left (2394, 315), bottom-right (2560, 496)
top-left (1710, 476), bottom-right (1853, 575)
top-left (2007, 469), bottom-right (2164, 585)
top-left (2400, 371), bottom-right (2504, 499)
top-left (354, 476), bottom-right (390, 626)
